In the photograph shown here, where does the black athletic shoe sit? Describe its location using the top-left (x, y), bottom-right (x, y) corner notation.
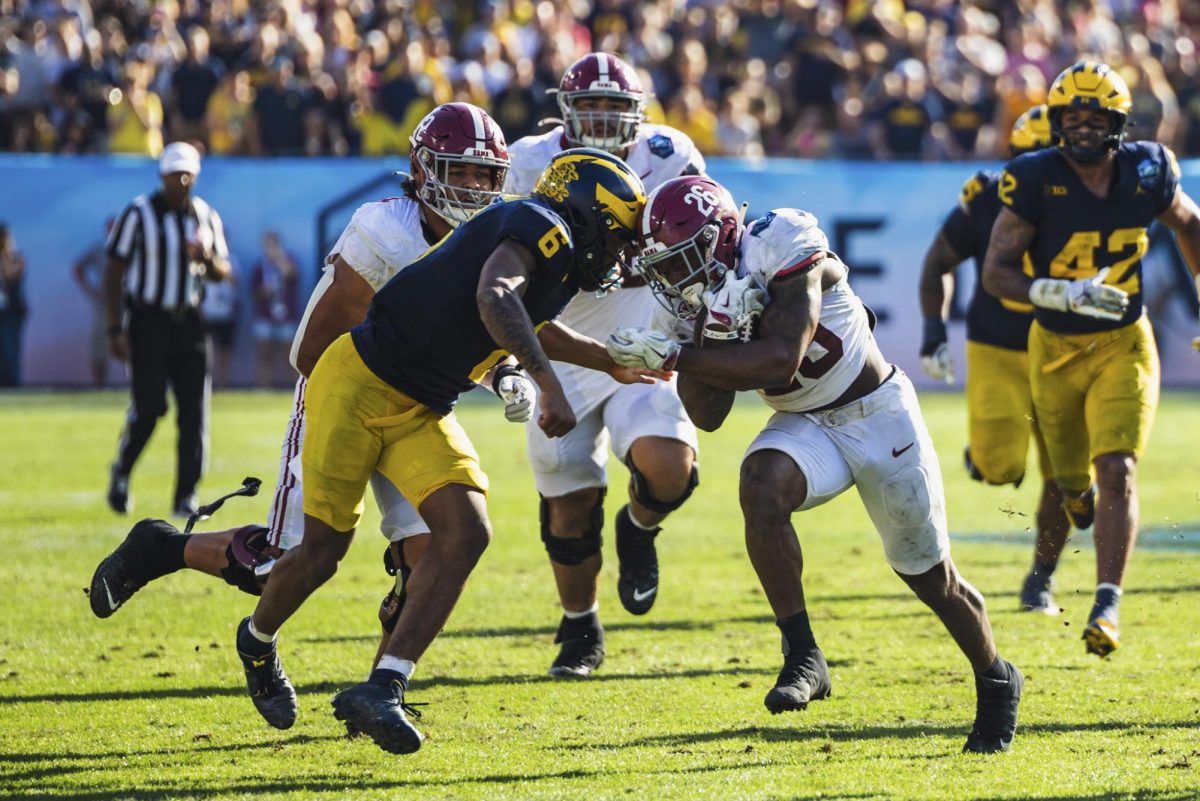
top-left (331, 679), bottom-right (424, 754)
top-left (107, 464), bottom-right (131, 514)
top-left (548, 613), bottom-right (606, 678)
top-left (88, 518), bottom-right (172, 618)
top-left (963, 659), bottom-right (1023, 754)
top-left (1062, 485), bottom-right (1096, 530)
top-left (615, 505), bottom-right (660, 615)
top-left (1019, 570), bottom-right (1058, 615)
top-left (236, 616), bottom-right (298, 730)
top-left (764, 646), bottom-right (832, 713)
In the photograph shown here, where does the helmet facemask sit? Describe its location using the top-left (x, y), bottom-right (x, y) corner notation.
top-left (1050, 107), bottom-right (1125, 165)
top-left (559, 92), bottom-right (644, 153)
top-left (640, 221), bottom-right (729, 320)
top-left (413, 147), bottom-right (508, 227)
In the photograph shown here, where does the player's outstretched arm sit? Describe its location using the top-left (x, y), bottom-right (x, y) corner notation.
top-left (1156, 187), bottom-right (1200, 351)
top-left (477, 240), bottom-right (575, 437)
top-left (981, 207), bottom-right (1036, 303)
top-left (290, 257), bottom-right (374, 377)
top-left (918, 230), bottom-right (964, 383)
top-left (537, 320), bottom-right (662, 385)
top-left (672, 267), bottom-right (820, 392)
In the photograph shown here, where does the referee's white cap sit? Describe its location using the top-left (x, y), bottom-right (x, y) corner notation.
top-left (159, 142), bottom-right (202, 176)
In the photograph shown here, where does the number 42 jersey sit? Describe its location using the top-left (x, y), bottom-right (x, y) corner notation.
top-left (999, 141), bottom-right (1180, 334)
top-left (739, 208), bottom-right (874, 413)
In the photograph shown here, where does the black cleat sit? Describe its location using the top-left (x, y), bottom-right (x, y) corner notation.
top-left (107, 464), bottom-right (132, 514)
top-left (764, 646), bottom-right (832, 714)
top-left (615, 505), bottom-right (660, 615)
top-left (1062, 485), bottom-right (1096, 530)
top-left (548, 613), bottom-right (605, 678)
top-left (88, 518), bottom-right (173, 618)
top-left (1019, 570), bottom-right (1058, 615)
top-left (172, 493), bottom-right (200, 521)
top-left (236, 616), bottom-right (298, 730)
top-left (331, 679), bottom-right (424, 754)
top-left (963, 659), bottom-right (1023, 754)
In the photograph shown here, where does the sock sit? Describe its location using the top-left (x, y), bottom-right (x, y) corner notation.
top-left (237, 616), bottom-right (275, 657)
top-left (1089, 583), bottom-right (1122, 625)
top-left (623, 504), bottom-right (660, 532)
top-left (158, 531), bottom-right (192, 575)
top-left (777, 609), bottom-right (817, 655)
top-left (978, 655), bottom-right (1008, 681)
top-left (369, 655), bottom-right (415, 690)
top-left (564, 602), bottom-right (599, 620)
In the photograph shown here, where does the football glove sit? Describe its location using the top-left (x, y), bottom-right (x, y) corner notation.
top-left (1029, 268), bottom-right (1128, 321)
top-left (606, 327), bottom-right (681, 371)
top-left (700, 274), bottom-right (765, 342)
top-left (492, 366), bottom-right (535, 423)
top-left (919, 317), bottom-right (954, 384)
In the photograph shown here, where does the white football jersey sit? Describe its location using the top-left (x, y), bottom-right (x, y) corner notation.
top-left (740, 209), bottom-right (873, 413)
top-left (326, 196), bottom-right (431, 291)
top-left (505, 124), bottom-right (706, 415)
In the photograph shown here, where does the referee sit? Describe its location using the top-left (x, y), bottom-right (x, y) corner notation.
top-left (104, 142), bottom-right (231, 516)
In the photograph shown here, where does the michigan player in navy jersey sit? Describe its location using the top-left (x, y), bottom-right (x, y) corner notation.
top-left (232, 149), bottom-right (654, 755)
top-left (983, 62), bottom-right (1200, 657)
top-left (918, 105), bottom-right (1072, 615)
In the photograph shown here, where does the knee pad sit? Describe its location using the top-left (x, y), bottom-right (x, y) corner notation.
top-left (220, 525), bottom-right (279, 596)
top-left (379, 543), bottom-right (412, 632)
top-left (626, 455), bottom-right (699, 515)
top-left (540, 492), bottom-right (604, 566)
top-left (965, 445), bottom-right (1024, 488)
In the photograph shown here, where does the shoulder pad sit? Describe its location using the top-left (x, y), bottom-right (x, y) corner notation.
top-left (958, 170), bottom-right (994, 210)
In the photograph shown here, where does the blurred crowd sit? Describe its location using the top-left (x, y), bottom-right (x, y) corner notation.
top-left (2, 0), bottom-right (1200, 161)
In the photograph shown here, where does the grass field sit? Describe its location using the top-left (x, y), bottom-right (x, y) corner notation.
top-left (1, 389), bottom-right (1198, 801)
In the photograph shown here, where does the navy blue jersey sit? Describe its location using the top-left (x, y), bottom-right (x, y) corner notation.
top-left (352, 198), bottom-right (579, 414)
top-left (999, 141), bottom-right (1180, 333)
top-left (940, 169), bottom-right (1034, 351)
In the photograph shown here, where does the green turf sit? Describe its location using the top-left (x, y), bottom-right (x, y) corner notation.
top-left (1, 390), bottom-right (1197, 801)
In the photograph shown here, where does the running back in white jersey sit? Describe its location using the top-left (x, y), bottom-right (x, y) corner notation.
top-left (739, 209), bottom-right (873, 413)
top-left (505, 123), bottom-right (706, 415)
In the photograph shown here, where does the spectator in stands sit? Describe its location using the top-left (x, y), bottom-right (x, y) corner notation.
top-left (868, 58), bottom-right (937, 161)
top-left (107, 49), bottom-right (163, 156)
top-left (665, 85), bottom-right (717, 155)
top-left (0, 223), bottom-right (27, 387)
top-left (203, 253), bottom-right (239, 389)
top-left (716, 90), bottom-right (762, 157)
top-left (250, 230), bottom-right (299, 389)
top-left (55, 28), bottom-right (116, 152)
top-left (207, 69), bottom-right (254, 155)
top-left (169, 27), bottom-right (223, 147)
top-left (933, 69), bottom-right (997, 160)
top-left (248, 57), bottom-right (309, 156)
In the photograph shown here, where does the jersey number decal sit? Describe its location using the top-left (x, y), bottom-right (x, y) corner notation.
top-left (683, 185), bottom-right (721, 216)
top-left (762, 324), bottom-right (844, 396)
top-left (997, 172), bottom-right (1018, 206)
top-left (538, 225), bottom-right (569, 258)
top-left (1047, 227), bottom-right (1146, 294)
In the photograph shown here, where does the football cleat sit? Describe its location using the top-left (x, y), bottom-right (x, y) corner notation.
top-left (331, 679), bottom-right (424, 754)
top-left (615, 506), bottom-right (660, 616)
top-left (1083, 617), bottom-right (1120, 658)
top-left (764, 646), bottom-right (832, 714)
top-left (88, 518), bottom-right (173, 618)
top-left (107, 464), bottom-right (132, 514)
top-left (1018, 570), bottom-right (1058, 615)
top-left (549, 613), bottom-right (606, 678)
top-left (236, 616), bottom-right (298, 730)
top-left (963, 659), bottom-right (1023, 754)
top-left (1062, 485), bottom-right (1096, 530)
top-left (172, 494), bottom-right (200, 521)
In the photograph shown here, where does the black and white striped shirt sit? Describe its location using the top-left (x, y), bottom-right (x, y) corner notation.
top-left (106, 191), bottom-right (229, 311)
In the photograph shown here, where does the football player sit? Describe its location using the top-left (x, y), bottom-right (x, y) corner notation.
top-left (982, 61), bottom-right (1200, 657)
top-left (234, 149), bottom-right (655, 754)
top-left (607, 176), bottom-right (1023, 755)
top-left (88, 103), bottom-right (528, 666)
top-left (918, 105), bottom-right (1073, 614)
top-left (504, 52), bottom-right (705, 678)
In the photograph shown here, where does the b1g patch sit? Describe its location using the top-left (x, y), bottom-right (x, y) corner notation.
top-left (1136, 158), bottom-right (1160, 189)
top-left (648, 134), bottom-right (675, 158)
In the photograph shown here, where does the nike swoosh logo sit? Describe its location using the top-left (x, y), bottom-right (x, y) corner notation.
top-left (102, 577), bottom-right (117, 611)
top-left (892, 443), bottom-right (915, 458)
top-left (632, 586), bottom-right (657, 602)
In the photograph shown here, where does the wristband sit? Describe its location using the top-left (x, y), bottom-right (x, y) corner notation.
top-left (922, 317), bottom-right (947, 345)
top-left (491, 364), bottom-right (524, 394)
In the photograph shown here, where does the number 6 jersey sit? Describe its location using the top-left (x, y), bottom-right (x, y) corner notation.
top-left (739, 208), bottom-right (874, 413)
top-left (999, 141), bottom-right (1179, 334)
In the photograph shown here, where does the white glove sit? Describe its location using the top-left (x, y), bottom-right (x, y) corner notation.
top-left (606, 327), bottom-right (681, 371)
top-left (1029, 268), bottom-right (1129, 321)
top-left (494, 368), bottom-right (535, 423)
top-left (700, 274), bottom-right (765, 342)
top-left (920, 343), bottom-right (955, 385)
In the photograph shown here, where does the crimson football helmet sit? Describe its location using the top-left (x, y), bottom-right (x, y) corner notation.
top-left (638, 176), bottom-right (742, 319)
top-left (409, 102), bottom-right (510, 227)
top-left (556, 52), bottom-right (645, 152)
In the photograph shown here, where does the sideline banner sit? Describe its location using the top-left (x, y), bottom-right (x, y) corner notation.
top-left (0, 154), bottom-right (1197, 386)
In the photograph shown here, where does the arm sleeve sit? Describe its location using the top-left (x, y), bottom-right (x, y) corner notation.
top-left (1153, 144), bottom-right (1182, 216)
top-left (940, 205), bottom-right (975, 257)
